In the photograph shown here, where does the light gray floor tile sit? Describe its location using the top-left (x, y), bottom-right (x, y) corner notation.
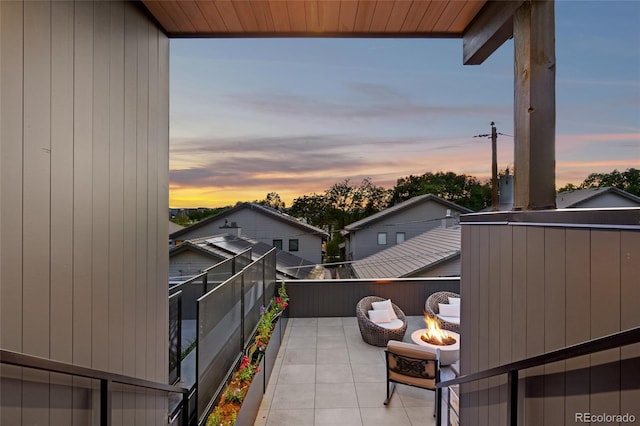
top-left (315, 382), bottom-right (359, 408)
top-left (342, 317), bottom-right (358, 327)
top-left (317, 325), bottom-right (345, 336)
top-left (355, 381), bottom-right (401, 408)
top-left (270, 383), bottom-right (315, 410)
top-left (278, 364), bottom-right (316, 384)
top-left (360, 407), bottom-right (412, 426)
top-left (316, 363), bottom-right (353, 383)
top-left (317, 347), bottom-right (350, 364)
top-left (285, 335), bottom-right (317, 349)
top-left (315, 408), bottom-right (363, 426)
top-left (396, 384), bottom-right (436, 408)
top-left (291, 318), bottom-right (318, 327)
top-left (266, 409), bottom-right (314, 426)
top-left (317, 317), bottom-right (343, 327)
top-left (349, 348), bottom-right (386, 364)
top-left (351, 363), bottom-right (386, 382)
top-left (283, 348), bottom-right (316, 365)
top-left (317, 334), bottom-right (348, 349)
top-left (288, 326), bottom-right (318, 338)
top-left (405, 406), bottom-right (438, 426)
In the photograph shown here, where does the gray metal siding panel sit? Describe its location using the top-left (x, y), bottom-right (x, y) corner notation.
top-left (461, 218), bottom-right (639, 426)
top-left (620, 231), bottom-right (640, 418)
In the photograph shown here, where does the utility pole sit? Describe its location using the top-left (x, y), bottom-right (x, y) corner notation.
top-left (474, 122), bottom-right (499, 211)
top-left (491, 122), bottom-right (498, 211)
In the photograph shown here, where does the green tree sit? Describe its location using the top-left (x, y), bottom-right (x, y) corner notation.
top-left (580, 168), bottom-right (640, 196)
top-left (390, 171), bottom-right (490, 211)
top-left (255, 192), bottom-right (286, 210)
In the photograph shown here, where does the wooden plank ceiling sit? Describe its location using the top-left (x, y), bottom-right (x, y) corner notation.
top-left (140, 0), bottom-right (488, 37)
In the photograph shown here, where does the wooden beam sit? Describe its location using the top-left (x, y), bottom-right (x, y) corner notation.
top-left (463, 0), bottom-right (524, 65)
top-left (513, 0), bottom-right (556, 210)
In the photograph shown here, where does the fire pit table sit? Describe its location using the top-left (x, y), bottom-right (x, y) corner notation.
top-left (410, 329), bottom-right (460, 366)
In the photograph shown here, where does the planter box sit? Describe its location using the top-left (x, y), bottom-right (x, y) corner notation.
top-left (234, 356), bottom-right (265, 426)
top-left (234, 312), bottom-right (286, 426)
top-left (264, 315), bottom-right (282, 389)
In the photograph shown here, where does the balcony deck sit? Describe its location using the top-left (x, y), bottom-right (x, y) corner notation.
top-left (255, 316), bottom-right (455, 426)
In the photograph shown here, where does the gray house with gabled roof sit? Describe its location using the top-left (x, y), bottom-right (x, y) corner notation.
top-left (342, 194), bottom-right (472, 261)
top-left (556, 187), bottom-right (640, 208)
top-left (169, 234), bottom-right (322, 281)
top-left (170, 203), bottom-right (328, 264)
top-left (351, 225), bottom-right (462, 279)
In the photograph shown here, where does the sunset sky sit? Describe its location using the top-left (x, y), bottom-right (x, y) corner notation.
top-left (169, 1), bottom-right (640, 208)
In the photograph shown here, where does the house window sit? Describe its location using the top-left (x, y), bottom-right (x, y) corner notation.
top-left (377, 232), bottom-right (387, 245)
top-left (288, 239), bottom-right (299, 252)
top-left (396, 232), bottom-right (405, 244)
top-left (273, 239), bottom-right (283, 250)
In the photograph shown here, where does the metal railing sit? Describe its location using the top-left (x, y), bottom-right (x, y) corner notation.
top-left (437, 326), bottom-right (640, 426)
top-left (167, 248), bottom-right (253, 424)
top-left (195, 248), bottom-right (277, 425)
top-left (0, 348), bottom-right (189, 426)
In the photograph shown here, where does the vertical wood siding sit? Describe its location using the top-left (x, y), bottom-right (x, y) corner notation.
top-left (460, 219), bottom-right (640, 425)
top-left (0, 1), bottom-right (170, 424)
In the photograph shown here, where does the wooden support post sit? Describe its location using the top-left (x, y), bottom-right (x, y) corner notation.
top-left (513, 0), bottom-right (557, 210)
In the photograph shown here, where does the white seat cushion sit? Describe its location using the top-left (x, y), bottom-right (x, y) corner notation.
top-left (437, 314), bottom-right (460, 325)
top-left (377, 318), bottom-right (404, 330)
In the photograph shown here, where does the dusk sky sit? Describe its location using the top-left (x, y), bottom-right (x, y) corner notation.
top-left (169, 1), bottom-right (640, 208)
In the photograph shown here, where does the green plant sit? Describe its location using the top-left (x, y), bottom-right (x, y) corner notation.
top-left (224, 387), bottom-right (244, 404)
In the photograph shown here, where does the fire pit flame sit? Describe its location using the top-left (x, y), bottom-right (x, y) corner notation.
top-left (421, 314), bottom-right (457, 346)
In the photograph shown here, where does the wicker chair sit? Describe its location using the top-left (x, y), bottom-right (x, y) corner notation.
top-left (356, 296), bottom-right (408, 347)
top-left (425, 291), bottom-right (460, 334)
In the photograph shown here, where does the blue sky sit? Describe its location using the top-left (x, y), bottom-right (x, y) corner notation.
top-left (169, 1), bottom-right (640, 208)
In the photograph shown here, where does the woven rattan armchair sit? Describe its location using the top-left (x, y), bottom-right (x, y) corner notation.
top-left (356, 296), bottom-right (407, 347)
top-left (425, 291), bottom-right (460, 334)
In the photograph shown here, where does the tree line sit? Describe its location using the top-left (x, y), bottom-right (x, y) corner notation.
top-left (174, 167), bottom-right (639, 238)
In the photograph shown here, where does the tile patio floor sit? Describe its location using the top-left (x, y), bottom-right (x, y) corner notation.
top-left (254, 316), bottom-right (454, 426)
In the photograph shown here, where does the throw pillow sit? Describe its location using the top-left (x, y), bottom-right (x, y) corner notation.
top-left (439, 302), bottom-right (460, 318)
top-left (368, 309), bottom-right (391, 324)
top-left (371, 299), bottom-right (398, 320)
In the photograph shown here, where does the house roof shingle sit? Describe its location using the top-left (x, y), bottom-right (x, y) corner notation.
top-left (170, 233), bottom-right (320, 279)
top-left (351, 225), bottom-right (461, 279)
top-left (169, 202), bottom-right (329, 240)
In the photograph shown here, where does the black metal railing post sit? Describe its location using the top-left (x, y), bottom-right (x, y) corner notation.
top-left (202, 272), bottom-right (208, 296)
top-left (507, 370), bottom-right (518, 426)
top-left (100, 379), bottom-right (111, 426)
top-left (240, 274), bottom-right (245, 350)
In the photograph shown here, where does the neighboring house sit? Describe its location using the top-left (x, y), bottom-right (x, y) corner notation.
top-left (342, 194), bottom-right (472, 261)
top-left (556, 187), bottom-right (640, 208)
top-left (496, 178), bottom-right (640, 210)
top-left (169, 234), bottom-right (323, 281)
top-left (170, 203), bottom-right (329, 264)
top-left (350, 225), bottom-right (461, 279)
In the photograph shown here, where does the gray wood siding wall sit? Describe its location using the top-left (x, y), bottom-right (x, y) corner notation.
top-left (0, 1), bottom-right (170, 424)
top-left (459, 217), bottom-right (640, 425)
